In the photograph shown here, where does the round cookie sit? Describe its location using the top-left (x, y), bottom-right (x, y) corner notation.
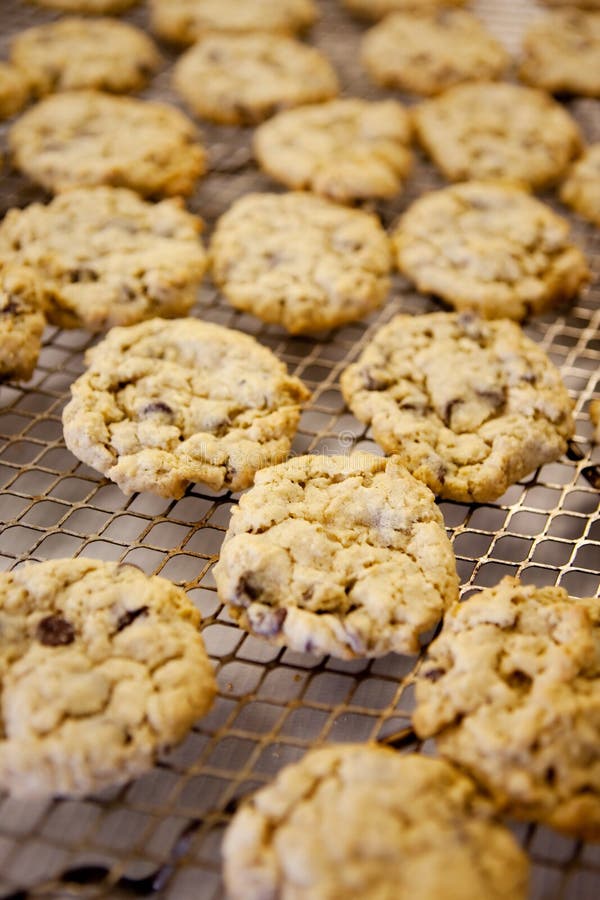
top-left (520, 11), bottom-right (600, 97)
top-left (150, 0), bottom-right (318, 45)
top-left (413, 577), bottom-right (600, 840)
top-left (254, 98), bottom-right (412, 203)
top-left (0, 62), bottom-right (30, 120)
top-left (62, 318), bottom-right (310, 498)
top-left (213, 453), bottom-right (459, 658)
top-left (11, 17), bottom-right (162, 96)
top-left (0, 187), bottom-right (208, 331)
top-left (393, 181), bottom-right (589, 321)
top-left (173, 33), bottom-right (338, 126)
top-left (223, 745), bottom-right (530, 900)
top-left (340, 312), bottom-right (575, 503)
top-left (0, 557), bottom-right (215, 797)
top-left (362, 11), bottom-right (508, 96)
top-left (413, 82), bottom-right (582, 189)
top-left (561, 144), bottom-right (600, 226)
top-left (29, 0), bottom-right (139, 11)
top-left (0, 267), bottom-right (46, 383)
top-left (343, 0), bottom-right (468, 20)
top-left (9, 90), bottom-right (206, 198)
top-left (589, 398), bottom-right (600, 443)
top-left (210, 192), bottom-right (392, 334)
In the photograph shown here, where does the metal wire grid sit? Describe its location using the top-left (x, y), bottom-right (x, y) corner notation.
top-left (0, 0), bottom-right (598, 897)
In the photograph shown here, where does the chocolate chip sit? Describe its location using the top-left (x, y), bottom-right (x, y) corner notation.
top-left (442, 398), bottom-right (461, 426)
top-left (36, 614), bottom-right (76, 646)
top-left (141, 401), bottom-right (174, 419)
top-left (476, 386), bottom-right (506, 411)
top-left (506, 670), bottom-right (532, 691)
top-left (361, 368), bottom-right (391, 391)
top-left (235, 573), bottom-right (262, 602)
top-left (1, 295), bottom-right (25, 316)
top-left (116, 606), bottom-right (148, 632)
top-left (68, 266), bottom-right (99, 283)
top-left (582, 465), bottom-right (600, 490)
top-left (423, 666), bottom-right (445, 682)
top-left (250, 606), bottom-right (287, 637)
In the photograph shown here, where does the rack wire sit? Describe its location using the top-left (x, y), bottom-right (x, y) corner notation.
top-left (0, 1), bottom-right (598, 897)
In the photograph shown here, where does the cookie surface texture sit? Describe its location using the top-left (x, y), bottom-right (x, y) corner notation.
top-left (0, 187), bottom-right (208, 331)
top-left (414, 82), bottom-right (582, 188)
top-left (210, 192), bottom-right (391, 333)
top-left (9, 90), bottom-right (206, 197)
top-left (340, 312), bottom-right (575, 502)
top-left (223, 744), bottom-right (530, 900)
top-left (0, 557), bottom-right (215, 797)
top-left (11, 17), bottom-right (161, 96)
top-left (214, 453), bottom-right (459, 658)
top-left (62, 317), bottom-right (310, 497)
top-left (150, 0), bottom-right (318, 45)
top-left (393, 181), bottom-right (589, 320)
top-left (362, 10), bottom-right (508, 95)
top-left (343, 0), bottom-right (467, 19)
top-left (29, 0), bottom-right (139, 11)
top-left (0, 62), bottom-right (30, 120)
top-left (0, 267), bottom-right (45, 383)
top-left (413, 577), bottom-right (600, 839)
top-left (254, 98), bottom-right (412, 202)
top-left (173, 33), bottom-right (338, 125)
top-left (520, 10), bottom-right (600, 96)
top-left (560, 144), bottom-right (600, 226)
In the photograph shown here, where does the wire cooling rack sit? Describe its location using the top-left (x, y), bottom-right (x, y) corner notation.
top-left (0, 1), bottom-right (598, 897)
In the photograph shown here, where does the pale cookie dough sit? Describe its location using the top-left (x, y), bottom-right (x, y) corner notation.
top-left (340, 312), bottom-right (575, 503)
top-left (9, 91), bottom-right (206, 198)
top-left (393, 181), bottom-right (589, 321)
top-left (29, 0), bottom-right (139, 11)
top-left (223, 745), bottom-right (530, 900)
top-left (362, 11), bottom-right (508, 96)
top-left (542, 0), bottom-right (600, 8)
top-left (413, 577), bottom-right (600, 840)
top-left (343, 0), bottom-right (468, 19)
top-left (414, 82), bottom-right (582, 189)
top-left (11, 17), bottom-right (162, 97)
top-left (63, 318), bottom-right (310, 498)
top-left (520, 11), bottom-right (600, 96)
top-left (214, 454), bottom-right (459, 658)
top-left (254, 98), bottom-right (412, 203)
top-left (0, 267), bottom-right (45, 383)
top-left (589, 399), bottom-right (600, 443)
top-left (210, 192), bottom-right (392, 334)
top-left (173, 33), bottom-right (338, 126)
top-left (0, 187), bottom-right (208, 331)
top-left (560, 144), bottom-right (600, 225)
top-left (0, 62), bottom-right (30, 119)
top-left (0, 557), bottom-right (215, 797)
top-left (150, 0), bottom-right (318, 45)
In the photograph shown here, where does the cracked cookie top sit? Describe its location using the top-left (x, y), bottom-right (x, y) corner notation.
top-left (362, 10), bottom-right (508, 96)
top-left (62, 317), bottom-right (310, 498)
top-left (214, 453), bottom-right (459, 658)
top-left (210, 192), bottom-right (392, 333)
top-left (340, 311), bottom-right (575, 502)
top-left (253, 98), bottom-right (412, 203)
top-left (150, 0), bottom-right (318, 45)
top-left (520, 10), bottom-right (600, 97)
top-left (223, 745), bottom-right (530, 900)
top-left (414, 82), bottom-right (582, 188)
top-left (393, 181), bottom-right (589, 320)
top-left (0, 267), bottom-right (46, 383)
top-left (0, 557), bottom-right (215, 797)
top-left (9, 90), bottom-right (206, 197)
top-left (413, 577), bottom-right (600, 840)
top-left (0, 187), bottom-right (208, 331)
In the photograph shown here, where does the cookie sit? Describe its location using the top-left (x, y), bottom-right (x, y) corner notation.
top-left (214, 453), bottom-right (459, 658)
top-left (0, 187), bottom-right (208, 331)
top-left (29, 0), bottom-right (139, 11)
top-left (210, 192), bottom-right (392, 334)
top-left (343, 0), bottom-right (468, 19)
top-left (0, 267), bottom-right (45, 383)
top-left (414, 82), bottom-right (582, 189)
top-left (542, 0), bottom-right (600, 8)
top-left (589, 399), bottom-right (600, 443)
top-left (173, 33), bottom-right (338, 126)
top-left (0, 62), bottom-right (30, 120)
top-left (340, 312), bottom-right (575, 503)
top-left (150, 0), bottom-right (318, 45)
top-left (62, 318), bottom-right (310, 498)
top-left (393, 181), bottom-right (589, 321)
top-left (0, 557), bottom-right (215, 797)
top-left (413, 577), bottom-right (600, 840)
top-left (223, 745), bottom-right (530, 900)
top-left (520, 11), bottom-right (600, 97)
top-left (362, 10), bottom-right (508, 96)
top-left (560, 143), bottom-right (600, 226)
top-left (254, 98), bottom-right (412, 203)
top-left (11, 17), bottom-right (162, 96)
top-left (9, 90), bottom-right (206, 198)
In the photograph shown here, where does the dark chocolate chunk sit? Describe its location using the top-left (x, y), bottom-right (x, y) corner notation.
top-left (36, 614), bottom-right (76, 646)
top-left (250, 606), bottom-right (287, 637)
top-left (141, 401), bottom-right (174, 419)
top-left (235, 573), bottom-right (263, 602)
top-left (116, 606), bottom-right (149, 632)
top-left (422, 666), bottom-right (445, 682)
